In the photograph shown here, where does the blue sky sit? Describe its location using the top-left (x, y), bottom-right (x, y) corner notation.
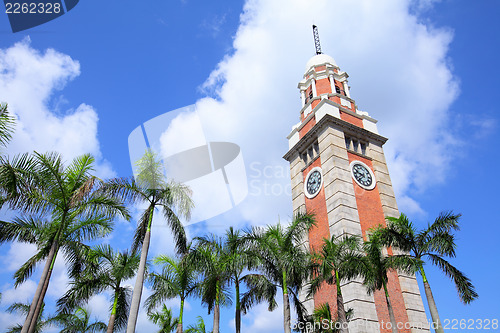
top-left (0, 0), bottom-right (499, 332)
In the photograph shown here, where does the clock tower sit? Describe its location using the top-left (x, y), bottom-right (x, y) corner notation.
top-left (283, 28), bottom-right (430, 333)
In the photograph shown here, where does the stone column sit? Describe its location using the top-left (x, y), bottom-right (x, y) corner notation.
top-left (311, 79), bottom-right (317, 97)
top-left (329, 74), bottom-right (335, 94)
top-left (343, 80), bottom-right (351, 98)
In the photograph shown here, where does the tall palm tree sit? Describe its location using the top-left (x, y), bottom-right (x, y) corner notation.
top-left (195, 227), bottom-right (269, 333)
top-left (378, 212), bottom-right (478, 333)
top-left (0, 152), bottom-right (130, 333)
top-left (148, 305), bottom-right (179, 333)
top-left (246, 213), bottom-right (316, 333)
top-left (6, 302), bottom-right (52, 333)
top-left (51, 307), bottom-right (107, 333)
top-left (103, 149), bottom-right (193, 333)
top-left (308, 235), bottom-right (363, 333)
top-left (146, 252), bottom-right (198, 333)
top-left (57, 245), bottom-right (140, 333)
top-left (185, 316), bottom-right (207, 333)
top-left (190, 236), bottom-right (233, 333)
top-left (360, 232), bottom-right (420, 333)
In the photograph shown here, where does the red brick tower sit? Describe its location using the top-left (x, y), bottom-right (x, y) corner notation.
top-left (283, 30), bottom-right (430, 333)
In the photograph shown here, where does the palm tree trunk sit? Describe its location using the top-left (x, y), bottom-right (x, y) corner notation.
top-left (420, 266), bottom-right (443, 333)
top-left (335, 271), bottom-right (349, 333)
top-left (126, 210), bottom-right (153, 333)
top-left (21, 240), bottom-right (58, 333)
top-left (176, 297), bottom-right (184, 333)
top-left (235, 279), bottom-right (241, 333)
top-left (28, 252), bottom-right (57, 333)
top-left (283, 270), bottom-right (291, 333)
top-left (213, 303), bottom-right (220, 333)
top-left (283, 292), bottom-right (291, 333)
top-left (382, 282), bottom-right (398, 333)
top-left (107, 290), bottom-right (119, 333)
top-left (213, 280), bottom-right (220, 333)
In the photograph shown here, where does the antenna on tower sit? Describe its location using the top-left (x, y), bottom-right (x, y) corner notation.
top-left (312, 25), bottom-right (322, 55)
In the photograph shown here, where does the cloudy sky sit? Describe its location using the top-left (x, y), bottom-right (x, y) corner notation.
top-left (0, 0), bottom-right (499, 332)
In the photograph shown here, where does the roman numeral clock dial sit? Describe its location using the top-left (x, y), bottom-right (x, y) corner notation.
top-left (304, 167), bottom-right (323, 199)
top-left (350, 161), bottom-right (376, 190)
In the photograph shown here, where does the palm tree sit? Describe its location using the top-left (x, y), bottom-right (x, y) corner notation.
top-left (0, 152), bottom-right (130, 333)
top-left (148, 305), bottom-right (179, 333)
top-left (145, 252), bottom-right (198, 333)
top-left (57, 245), bottom-right (140, 333)
top-left (378, 212), bottom-right (478, 333)
top-left (190, 236), bottom-right (233, 333)
top-left (195, 227), bottom-right (270, 333)
top-left (360, 232), bottom-right (420, 333)
top-left (103, 149), bottom-right (193, 333)
top-left (245, 213), bottom-right (316, 333)
top-left (185, 316), bottom-right (207, 333)
top-left (51, 307), bottom-right (107, 333)
top-left (308, 235), bottom-right (363, 333)
top-left (6, 302), bottom-right (52, 333)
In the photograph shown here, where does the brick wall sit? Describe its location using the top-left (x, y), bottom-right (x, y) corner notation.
top-left (303, 158), bottom-right (338, 316)
top-left (347, 152), bottom-right (411, 332)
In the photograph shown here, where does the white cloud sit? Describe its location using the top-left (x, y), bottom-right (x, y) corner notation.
top-left (236, 299), bottom-right (284, 333)
top-left (1, 279), bottom-right (37, 305)
top-left (410, 0), bottom-right (442, 12)
top-left (0, 38), bottom-right (114, 178)
top-left (0, 242), bottom-right (37, 273)
top-left (87, 292), bottom-right (113, 323)
top-left (0, 311), bottom-right (24, 333)
top-left (45, 252), bottom-right (70, 300)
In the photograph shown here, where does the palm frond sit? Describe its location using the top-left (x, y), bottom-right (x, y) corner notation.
top-left (427, 253), bottom-right (478, 304)
top-left (113, 286), bottom-right (132, 331)
top-left (99, 177), bottom-right (147, 205)
top-left (13, 246), bottom-right (51, 286)
top-left (132, 204), bottom-right (153, 252)
top-left (162, 205), bottom-right (188, 255)
top-left (0, 104), bottom-right (15, 148)
top-left (134, 148), bottom-right (166, 190)
top-left (428, 211), bottom-right (461, 234)
top-left (240, 274), bottom-right (278, 313)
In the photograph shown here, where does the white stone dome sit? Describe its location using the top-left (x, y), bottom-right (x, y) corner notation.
top-left (305, 53), bottom-right (337, 73)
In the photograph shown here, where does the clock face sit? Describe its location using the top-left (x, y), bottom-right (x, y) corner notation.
top-left (350, 161), bottom-right (376, 190)
top-left (304, 167), bottom-right (323, 198)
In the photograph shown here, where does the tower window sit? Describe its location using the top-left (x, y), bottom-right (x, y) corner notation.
top-left (345, 136), bottom-right (368, 156)
top-left (360, 143), bottom-right (366, 155)
top-left (335, 86), bottom-right (341, 94)
top-left (301, 141), bottom-right (320, 167)
top-left (353, 140), bottom-right (359, 152)
top-left (345, 137), bottom-right (351, 150)
top-left (305, 89), bottom-right (313, 104)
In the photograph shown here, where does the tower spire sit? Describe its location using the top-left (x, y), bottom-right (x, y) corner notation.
top-left (312, 25), bottom-right (322, 55)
